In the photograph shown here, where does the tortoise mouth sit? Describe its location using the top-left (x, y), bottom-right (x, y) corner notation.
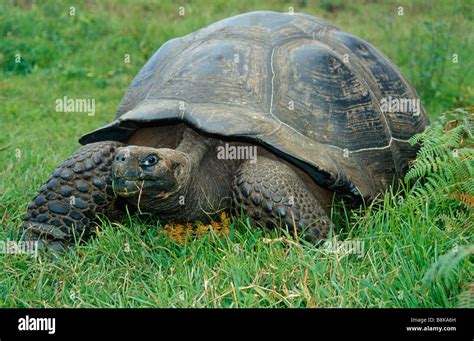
top-left (113, 178), bottom-right (145, 197)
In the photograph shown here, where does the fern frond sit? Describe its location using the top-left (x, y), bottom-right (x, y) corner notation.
top-left (423, 244), bottom-right (473, 288)
top-left (404, 106), bottom-right (474, 208)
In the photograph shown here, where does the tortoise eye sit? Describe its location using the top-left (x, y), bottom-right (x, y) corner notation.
top-left (141, 154), bottom-right (159, 167)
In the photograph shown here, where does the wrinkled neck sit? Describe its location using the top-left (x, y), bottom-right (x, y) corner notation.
top-left (141, 129), bottom-right (238, 223)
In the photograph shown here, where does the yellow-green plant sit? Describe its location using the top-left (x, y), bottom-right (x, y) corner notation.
top-left (406, 107), bottom-right (473, 208)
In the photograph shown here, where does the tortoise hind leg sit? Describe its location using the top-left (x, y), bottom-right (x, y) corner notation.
top-left (232, 157), bottom-right (332, 243)
top-left (22, 141), bottom-right (125, 251)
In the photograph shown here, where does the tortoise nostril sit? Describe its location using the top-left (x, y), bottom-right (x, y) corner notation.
top-left (114, 153), bottom-right (128, 163)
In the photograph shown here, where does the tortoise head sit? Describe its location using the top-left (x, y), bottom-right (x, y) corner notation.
top-left (112, 146), bottom-right (190, 201)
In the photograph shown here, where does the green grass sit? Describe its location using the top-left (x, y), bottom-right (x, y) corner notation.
top-left (0, 0), bottom-right (473, 307)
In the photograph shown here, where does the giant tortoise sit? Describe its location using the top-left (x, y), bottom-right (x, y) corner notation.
top-left (21, 11), bottom-right (429, 250)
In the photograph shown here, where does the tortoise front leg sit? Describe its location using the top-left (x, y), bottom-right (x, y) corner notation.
top-left (21, 141), bottom-right (125, 251)
top-left (232, 157), bottom-right (332, 243)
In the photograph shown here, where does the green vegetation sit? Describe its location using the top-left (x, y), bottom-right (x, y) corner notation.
top-left (0, 0), bottom-right (472, 307)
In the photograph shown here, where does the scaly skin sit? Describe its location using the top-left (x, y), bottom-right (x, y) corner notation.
top-left (21, 141), bottom-right (125, 251)
top-left (232, 157), bottom-right (330, 243)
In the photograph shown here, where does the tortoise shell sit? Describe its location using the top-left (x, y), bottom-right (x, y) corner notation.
top-left (80, 11), bottom-right (429, 200)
